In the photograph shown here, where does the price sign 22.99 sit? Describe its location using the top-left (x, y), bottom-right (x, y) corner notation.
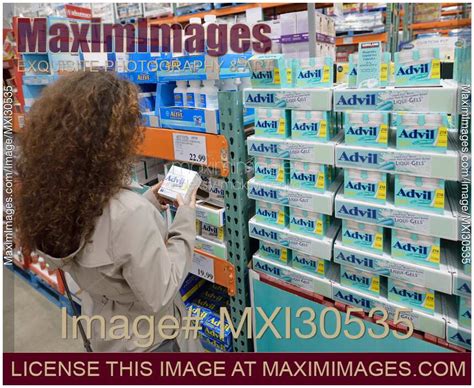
top-left (173, 133), bottom-right (208, 165)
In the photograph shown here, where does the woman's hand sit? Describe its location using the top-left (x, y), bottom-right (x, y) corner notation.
top-left (150, 181), bottom-right (170, 212)
top-left (175, 187), bottom-right (198, 209)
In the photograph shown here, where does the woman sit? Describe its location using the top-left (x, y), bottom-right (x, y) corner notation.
top-left (16, 71), bottom-right (199, 352)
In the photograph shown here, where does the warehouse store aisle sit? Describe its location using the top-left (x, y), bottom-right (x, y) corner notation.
top-left (4, 268), bottom-right (83, 352)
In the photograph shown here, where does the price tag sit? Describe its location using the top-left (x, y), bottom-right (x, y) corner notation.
top-left (191, 252), bottom-right (215, 282)
top-left (173, 133), bottom-right (208, 165)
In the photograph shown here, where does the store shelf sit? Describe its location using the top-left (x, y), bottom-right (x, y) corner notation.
top-left (249, 216), bottom-right (340, 260)
top-left (148, 3), bottom-right (332, 25)
top-left (333, 80), bottom-right (458, 114)
top-left (138, 127), bottom-right (229, 177)
top-left (335, 191), bottom-right (461, 241)
top-left (333, 233), bottom-right (455, 294)
top-left (191, 249), bottom-right (235, 296)
top-left (335, 142), bottom-right (461, 181)
top-left (336, 32), bottom-right (388, 46)
top-left (247, 175), bottom-right (343, 215)
top-left (252, 254), bottom-right (333, 298)
top-left (410, 18), bottom-right (471, 30)
top-left (247, 133), bottom-right (341, 165)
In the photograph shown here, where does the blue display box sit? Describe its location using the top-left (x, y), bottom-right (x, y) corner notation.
top-left (158, 107), bottom-right (220, 134)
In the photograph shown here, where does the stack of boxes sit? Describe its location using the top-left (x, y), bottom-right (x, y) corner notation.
top-left (279, 10), bottom-right (336, 60)
top-left (180, 274), bottom-right (232, 352)
top-left (332, 44), bottom-right (469, 348)
top-left (246, 53), bottom-right (340, 297)
top-left (249, 45), bottom-right (470, 350)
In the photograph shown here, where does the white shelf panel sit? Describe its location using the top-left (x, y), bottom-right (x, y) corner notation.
top-left (247, 134), bottom-right (340, 165)
top-left (335, 143), bottom-right (460, 181)
top-left (247, 176), bottom-right (342, 215)
top-left (333, 80), bottom-right (458, 114)
top-left (244, 88), bottom-right (332, 111)
top-left (335, 193), bottom-right (461, 241)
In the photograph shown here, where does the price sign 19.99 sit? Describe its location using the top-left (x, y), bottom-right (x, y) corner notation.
top-left (191, 252), bottom-right (215, 282)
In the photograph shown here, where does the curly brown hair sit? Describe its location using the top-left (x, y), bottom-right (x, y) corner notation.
top-left (16, 71), bottom-right (143, 257)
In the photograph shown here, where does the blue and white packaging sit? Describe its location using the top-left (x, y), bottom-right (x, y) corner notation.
top-left (395, 112), bottom-right (449, 152)
top-left (458, 296), bottom-right (471, 329)
top-left (255, 200), bottom-right (288, 228)
top-left (289, 160), bottom-right (333, 192)
top-left (340, 264), bottom-right (381, 295)
top-left (158, 107), bottom-right (220, 134)
top-left (342, 220), bottom-right (384, 254)
top-left (254, 108), bottom-right (290, 138)
top-left (394, 48), bottom-right (441, 87)
top-left (388, 278), bottom-right (435, 314)
top-left (254, 157), bottom-right (289, 186)
top-left (289, 207), bottom-right (329, 239)
top-left (292, 57), bottom-right (333, 88)
top-left (291, 110), bottom-right (332, 142)
top-left (248, 54), bottom-right (290, 88)
top-left (344, 111), bottom-right (389, 148)
top-left (391, 229), bottom-right (441, 268)
top-left (394, 175), bottom-right (445, 214)
top-left (292, 252), bottom-right (328, 277)
top-left (258, 241), bottom-right (290, 264)
top-left (344, 169), bottom-right (387, 204)
top-left (356, 41), bottom-right (389, 88)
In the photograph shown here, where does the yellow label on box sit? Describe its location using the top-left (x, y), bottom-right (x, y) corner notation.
top-left (277, 167), bottom-right (284, 182)
top-left (317, 260), bottom-right (325, 275)
top-left (196, 220), bottom-right (201, 233)
top-left (378, 124), bottom-right (388, 143)
top-left (380, 63), bottom-right (388, 81)
top-left (370, 277), bottom-right (380, 293)
top-left (286, 68), bottom-right (292, 84)
top-left (281, 248), bottom-right (288, 263)
top-left (336, 63), bottom-right (349, 84)
top-left (434, 189), bottom-right (445, 209)
top-left (376, 182), bottom-right (387, 200)
top-left (274, 68), bottom-right (281, 84)
top-left (278, 118), bottom-right (285, 134)
top-left (429, 246), bottom-right (441, 263)
top-left (319, 120), bottom-right (327, 137)
top-left (315, 220), bottom-right (323, 235)
top-left (217, 228), bottom-right (224, 241)
top-left (373, 233), bottom-right (383, 250)
top-left (316, 172), bottom-right (325, 189)
top-left (436, 127), bottom-right (448, 147)
top-left (277, 210), bottom-right (285, 225)
top-left (431, 59), bottom-right (441, 79)
top-left (322, 65), bottom-right (330, 83)
top-left (423, 292), bottom-right (435, 310)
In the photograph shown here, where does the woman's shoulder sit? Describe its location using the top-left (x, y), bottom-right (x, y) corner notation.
top-left (108, 188), bottom-right (156, 220)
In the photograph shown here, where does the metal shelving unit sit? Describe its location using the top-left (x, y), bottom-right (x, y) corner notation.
top-left (218, 91), bottom-right (254, 352)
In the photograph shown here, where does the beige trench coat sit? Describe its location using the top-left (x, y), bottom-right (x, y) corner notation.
top-left (38, 188), bottom-right (202, 352)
